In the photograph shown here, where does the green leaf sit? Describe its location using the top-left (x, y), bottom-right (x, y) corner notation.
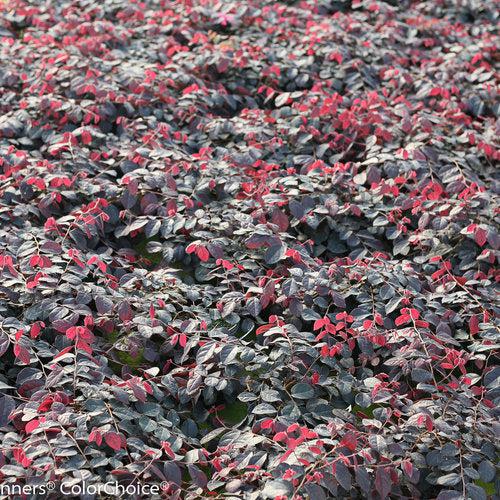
top-left (291, 383), bottom-right (314, 399)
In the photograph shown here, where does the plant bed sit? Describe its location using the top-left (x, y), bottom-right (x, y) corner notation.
top-left (0, 0), bottom-right (498, 498)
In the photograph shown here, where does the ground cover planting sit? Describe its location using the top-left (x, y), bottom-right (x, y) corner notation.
top-left (0, 0), bottom-right (498, 498)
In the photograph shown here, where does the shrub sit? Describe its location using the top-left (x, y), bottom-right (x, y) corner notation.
top-left (0, 0), bottom-right (498, 498)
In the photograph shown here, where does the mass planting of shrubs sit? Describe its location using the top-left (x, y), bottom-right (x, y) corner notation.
top-left (0, 0), bottom-right (498, 498)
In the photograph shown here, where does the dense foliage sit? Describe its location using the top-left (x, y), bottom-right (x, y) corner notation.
top-left (0, 0), bottom-right (498, 498)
